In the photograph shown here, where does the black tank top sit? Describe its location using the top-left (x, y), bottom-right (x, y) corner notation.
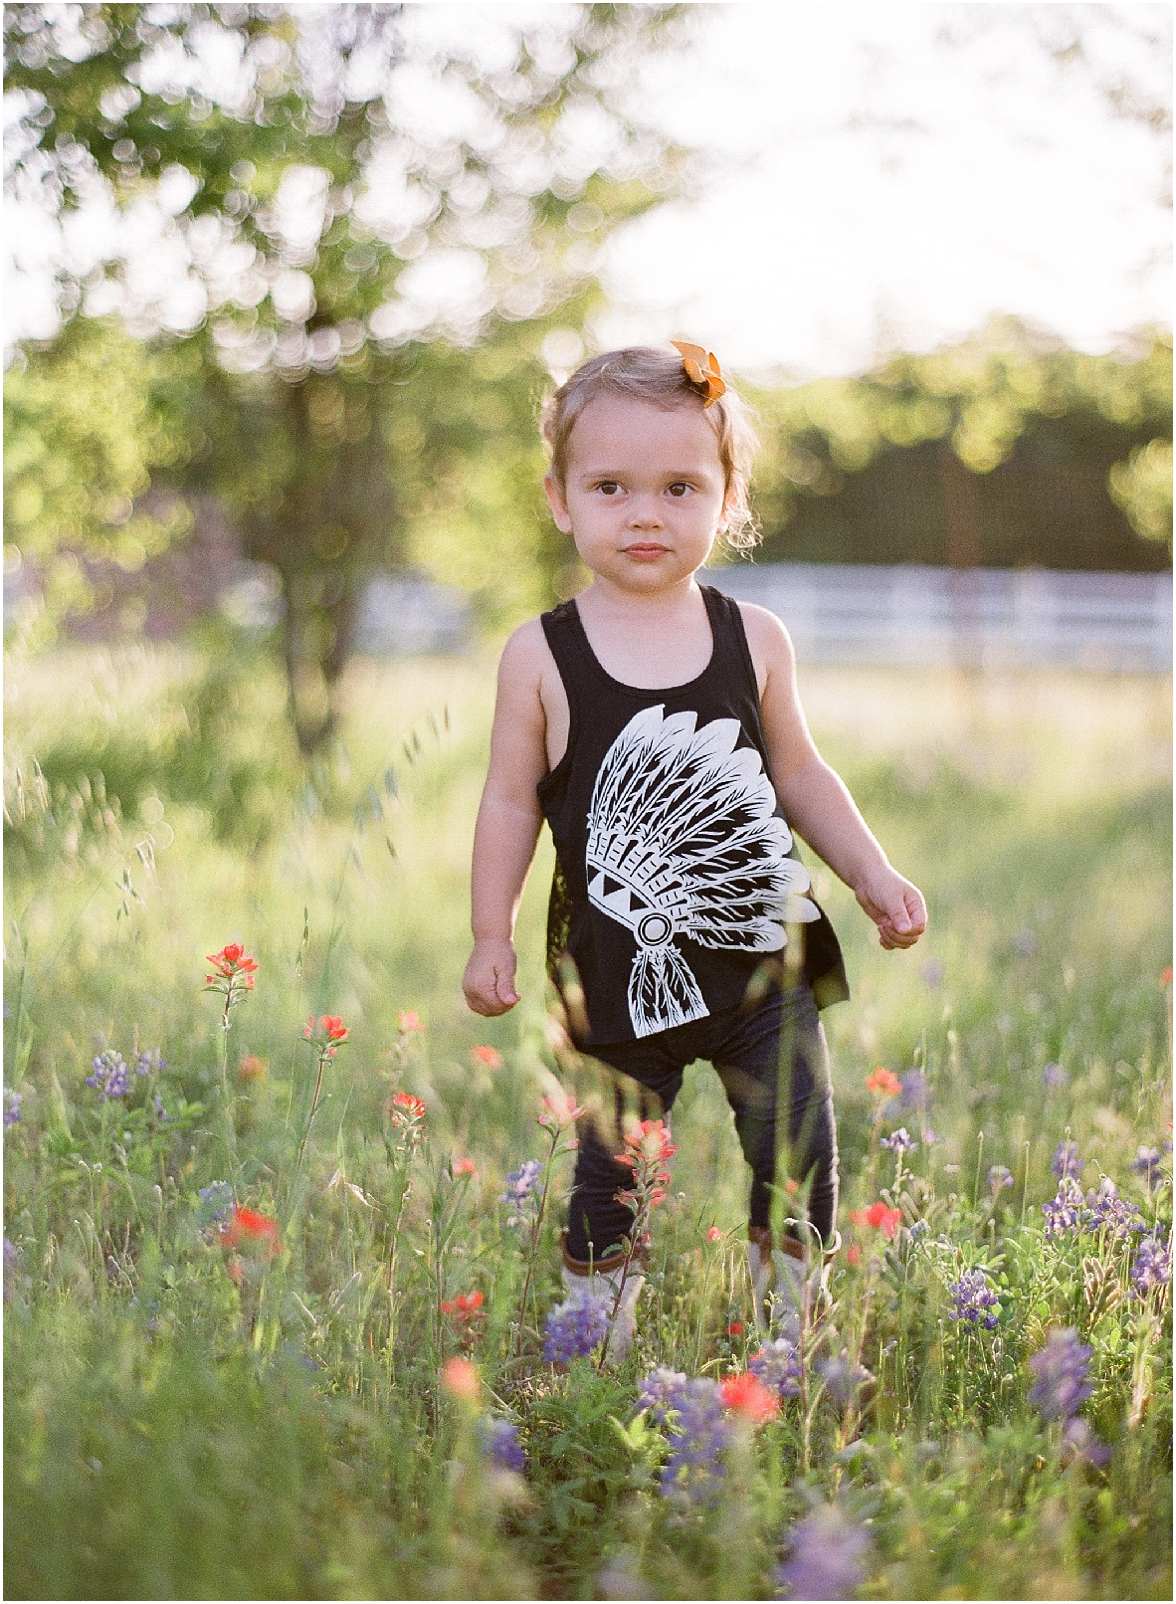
top-left (537, 585), bottom-right (848, 1046)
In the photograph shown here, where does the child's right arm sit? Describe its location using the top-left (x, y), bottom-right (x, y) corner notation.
top-left (462, 624), bottom-right (552, 1017)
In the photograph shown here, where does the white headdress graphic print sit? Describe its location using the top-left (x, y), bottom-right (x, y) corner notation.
top-left (586, 705), bottom-right (819, 1038)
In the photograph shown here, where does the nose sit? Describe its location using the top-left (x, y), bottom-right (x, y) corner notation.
top-left (627, 493), bottom-right (663, 530)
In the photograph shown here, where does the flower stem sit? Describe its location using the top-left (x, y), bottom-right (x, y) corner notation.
top-left (514, 1125), bottom-right (559, 1356)
top-left (294, 1049), bottom-right (328, 1182)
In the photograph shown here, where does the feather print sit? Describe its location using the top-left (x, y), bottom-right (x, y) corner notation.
top-left (586, 705), bottom-right (818, 1037)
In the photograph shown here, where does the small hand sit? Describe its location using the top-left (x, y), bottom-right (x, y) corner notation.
top-left (855, 870), bottom-right (927, 951)
top-left (463, 938), bottom-right (521, 1016)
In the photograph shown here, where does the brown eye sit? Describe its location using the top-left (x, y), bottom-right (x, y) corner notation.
top-left (668, 483), bottom-right (690, 497)
top-left (599, 482), bottom-right (621, 496)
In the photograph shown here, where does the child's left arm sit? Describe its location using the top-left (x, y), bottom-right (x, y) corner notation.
top-left (745, 606), bottom-right (927, 950)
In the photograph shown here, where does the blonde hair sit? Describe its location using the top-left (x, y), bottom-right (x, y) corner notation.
top-left (540, 345), bottom-right (760, 550)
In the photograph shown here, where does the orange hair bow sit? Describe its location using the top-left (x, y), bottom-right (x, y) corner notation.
top-left (671, 340), bottom-right (726, 407)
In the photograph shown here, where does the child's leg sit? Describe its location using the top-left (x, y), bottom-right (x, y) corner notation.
top-left (713, 985), bottom-right (838, 1249)
top-left (563, 1038), bottom-right (686, 1265)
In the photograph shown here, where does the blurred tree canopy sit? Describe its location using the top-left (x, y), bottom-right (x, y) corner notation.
top-left (748, 320), bottom-right (1172, 570)
top-left (4, 1), bottom-right (687, 751)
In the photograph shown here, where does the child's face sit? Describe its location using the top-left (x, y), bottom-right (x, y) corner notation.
top-left (545, 394), bottom-right (731, 594)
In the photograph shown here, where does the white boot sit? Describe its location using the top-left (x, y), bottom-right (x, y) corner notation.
top-left (772, 1223), bottom-right (839, 1341)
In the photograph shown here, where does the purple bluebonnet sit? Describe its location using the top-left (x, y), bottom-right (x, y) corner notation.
top-left (921, 1128), bottom-right (941, 1146)
top-left (542, 1285), bottom-right (611, 1363)
top-left (881, 1127), bottom-right (917, 1153)
top-left (500, 1158), bottom-right (543, 1227)
top-left (659, 1378), bottom-right (729, 1504)
top-left (1041, 1062), bottom-right (1066, 1090)
top-left (900, 1071), bottom-right (929, 1111)
top-left (1028, 1328), bottom-right (1094, 1422)
top-left (776, 1503), bottom-right (872, 1600)
top-left (1052, 1139), bottom-right (1084, 1180)
top-left (638, 1366), bottom-right (689, 1423)
top-left (3, 1237), bottom-right (19, 1300)
top-left (152, 1093), bottom-right (170, 1121)
top-left (1082, 1177), bottom-right (1144, 1240)
top-left (1060, 1416), bottom-right (1111, 1469)
top-left (816, 1352), bottom-right (872, 1407)
top-left (920, 958), bottom-right (945, 989)
top-left (196, 1181), bottom-right (234, 1227)
top-left (749, 1338), bottom-right (802, 1399)
top-left (1131, 1228), bottom-right (1171, 1299)
top-left (478, 1416), bottom-right (526, 1473)
top-left (86, 1051), bottom-right (130, 1101)
top-left (1130, 1146), bottom-right (1163, 1189)
top-left (3, 1088), bottom-right (22, 1128)
top-left (1042, 1177), bottom-right (1085, 1239)
top-left (135, 1048), bottom-right (166, 1076)
top-left (947, 1267), bottom-right (1001, 1329)
top-left (987, 1165), bottom-right (1014, 1195)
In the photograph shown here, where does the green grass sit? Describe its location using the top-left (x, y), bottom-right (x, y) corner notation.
top-left (3, 643), bottom-right (1171, 1600)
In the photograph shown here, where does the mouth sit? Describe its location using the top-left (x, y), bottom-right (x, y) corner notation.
top-left (623, 543), bottom-right (669, 558)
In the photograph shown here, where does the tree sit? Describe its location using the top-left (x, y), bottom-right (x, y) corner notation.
top-left (5, 3), bottom-right (687, 751)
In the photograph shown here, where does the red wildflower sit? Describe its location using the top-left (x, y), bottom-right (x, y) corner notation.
top-left (441, 1290), bottom-right (485, 1319)
top-left (849, 1201), bottom-right (903, 1239)
top-left (847, 1243), bottom-right (862, 1266)
top-left (1162, 966), bottom-right (1173, 987)
top-left (441, 1356), bottom-right (480, 1401)
top-left (397, 1010), bottom-right (424, 1034)
top-left (390, 1090), bottom-right (426, 1120)
top-left (620, 1118), bottom-right (677, 1167)
top-left (537, 1089), bottom-right (584, 1129)
top-left (219, 1206), bottom-right (281, 1255)
top-left (471, 1045), bottom-right (504, 1069)
top-left (452, 1157), bottom-right (477, 1177)
top-left (865, 1068), bottom-right (901, 1097)
top-left (726, 1320), bottom-right (745, 1336)
top-left (720, 1371), bottom-right (781, 1424)
top-left (783, 1178), bottom-right (800, 1195)
top-left (237, 1054), bottom-right (266, 1081)
top-left (206, 943), bottom-right (259, 980)
top-left (706, 1226), bottom-right (724, 1243)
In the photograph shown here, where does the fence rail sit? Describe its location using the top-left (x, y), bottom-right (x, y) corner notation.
top-left (703, 564), bottom-right (1172, 673)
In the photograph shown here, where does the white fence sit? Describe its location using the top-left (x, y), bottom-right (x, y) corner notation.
top-left (703, 564), bottom-right (1172, 673)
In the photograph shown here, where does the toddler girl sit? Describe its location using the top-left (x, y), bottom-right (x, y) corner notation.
top-left (463, 343), bottom-right (926, 1356)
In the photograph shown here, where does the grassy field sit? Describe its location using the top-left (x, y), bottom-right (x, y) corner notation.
top-left (3, 642), bottom-right (1172, 1600)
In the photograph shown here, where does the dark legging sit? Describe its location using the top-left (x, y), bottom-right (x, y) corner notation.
top-left (564, 984), bottom-right (838, 1262)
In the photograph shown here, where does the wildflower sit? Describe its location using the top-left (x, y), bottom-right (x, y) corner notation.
top-left (390, 1090), bottom-right (427, 1121)
top-left (441, 1356), bottom-right (480, 1402)
top-left (1082, 1176), bottom-right (1144, 1239)
top-left (441, 1289), bottom-right (486, 1344)
top-left (197, 1181), bottom-right (234, 1226)
top-left (1041, 1062), bottom-right (1066, 1089)
top-left (478, 1416), bottom-right (525, 1473)
top-left (204, 943), bottom-right (258, 996)
top-left (615, 1118), bottom-right (676, 1215)
top-left (776, 1503), bottom-right (872, 1600)
top-left (922, 1128), bottom-right (941, 1145)
top-left (135, 1048), bottom-right (165, 1076)
top-left (846, 1244), bottom-right (862, 1267)
top-left (706, 1225), bottom-right (724, 1243)
top-left (720, 1371), bottom-right (780, 1424)
top-left (947, 1267), bottom-right (1001, 1329)
top-left (900, 1070), bottom-right (929, 1110)
top-left (537, 1088), bottom-right (584, 1129)
top-left (543, 1285), bottom-right (611, 1363)
top-left (638, 1367), bottom-right (690, 1423)
top-left (237, 1054), bottom-right (266, 1081)
top-left (396, 1009), bottom-right (423, 1034)
top-left (783, 1177), bottom-right (800, 1194)
top-left (3, 1088), bottom-right (22, 1128)
top-left (726, 1320), bottom-right (745, 1336)
top-left (1060, 1416), bottom-right (1111, 1469)
top-left (659, 1378), bottom-right (729, 1504)
top-left (1162, 966), bottom-right (1173, 986)
top-left (748, 1337), bottom-right (801, 1399)
top-left (988, 1165), bottom-right (1014, 1195)
top-left (849, 1201), bottom-right (903, 1239)
top-left (3, 1237), bottom-right (18, 1300)
top-left (471, 1044), bottom-right (504, 1069)
top-left (1028, 1328), bottom-right (1094, 1422)
top-left (816, 1352), bottom-right (873, 1407)
top-left (1052, 1139), bottom-right (1084, 1180)
top-left (1130, 1146), bottom-right (1163, 1188)
top-left (866, 1067), bottom-right (900, 1097)
top-left (153, 1093), bottom-right (169, 1120)
top-left (881, 1127), bottom-right (917, 1153)
top-left (303, 1014), bottom-right (349, 1056)
top-left (500, 1158), bottom-right (543, 1227)
top-left (86, 1051), bottom-right (130, 1101)
top-left (921, 957), bottom-right (946, 988)
top-left (452, 1157), bottom-right (477, 1177)
top-left (219, 1206), bottom-right (281, 1257)
top-left (1042, 1176), bottom-right (1085, 1238)
top-left (1131, 1228), bottom-right (1171, 1299)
